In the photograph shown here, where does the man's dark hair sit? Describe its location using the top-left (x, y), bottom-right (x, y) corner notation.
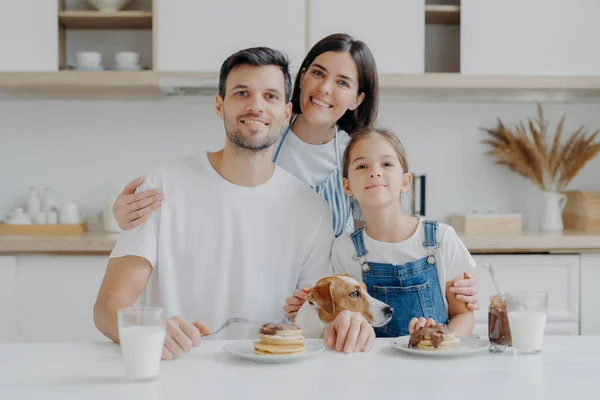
top-left (219, 47), bottom-right (292, 102)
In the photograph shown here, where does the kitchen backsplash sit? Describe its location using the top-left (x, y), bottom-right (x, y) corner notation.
top-left (2, 96), bottom-right (599, 231)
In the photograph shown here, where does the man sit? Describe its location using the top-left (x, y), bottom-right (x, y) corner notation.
top-left (94, 47), bottom-right (376, 360)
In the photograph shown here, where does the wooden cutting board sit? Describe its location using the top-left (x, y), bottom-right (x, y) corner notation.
top-left (0, 221), bottom-right (87, 236)
top-left (563, 191), bottom-right (600, 232)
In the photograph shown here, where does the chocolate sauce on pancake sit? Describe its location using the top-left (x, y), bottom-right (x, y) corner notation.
top-left (259, 322), bottom-right (301, 336)
top-left (408, 324), bottom-right (449, 348)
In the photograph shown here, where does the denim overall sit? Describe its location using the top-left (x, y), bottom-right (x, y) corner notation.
top-left (350, 220), bottom-right (448, 337)
top-left (272, 115), bottom-right (352, 237)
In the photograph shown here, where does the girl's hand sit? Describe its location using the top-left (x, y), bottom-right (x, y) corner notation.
top-left (283, 285), bottom-right (312, 319)
top-left (448, 272), bottom-right (479, 311)
top-left (408, 317), bottom-right (437, 333)
top-left (112, 177), bottom-right (164, 231)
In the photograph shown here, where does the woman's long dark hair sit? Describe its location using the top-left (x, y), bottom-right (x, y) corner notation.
top-left (290, 33), bottom-right (379, 135)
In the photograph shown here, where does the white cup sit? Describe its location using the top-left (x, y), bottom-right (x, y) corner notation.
top-left (115, 51), bottom-right (139, 69)
top-left (34, 212), bottom-right (47, 225)
top-left (76, 52), bottom-right (102, 68)
top-left (59, 203), bottom-right (80, 225)
top-left (47, 211), bottom-right (58, 225)
top-left (506, 291), bottom-right (548, 355)
top-left (117, 307), bottom-right (165, 381)
top-left (101, 201), bottom-right (122, 232)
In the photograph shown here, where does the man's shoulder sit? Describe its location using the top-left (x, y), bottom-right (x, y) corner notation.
top-left (143, 154), bottom-right (207, 187)
top-left (274, 166), bottom-right (329, 211)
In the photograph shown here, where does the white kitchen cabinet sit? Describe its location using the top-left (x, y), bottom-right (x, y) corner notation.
top-left (309, 0), bottom-right (424, 74)
top-left (15, 255), bottom-right (109, 342)
top-left (470, 254), bottom-right (580, 336)
top-left (461, 0), bottom-right (600, 75)
top-left (0, 0), bottom-right (58, 71)
top-left (157, 0), bottom-right (306, 72)
top-left (0, 257), bottom-right (18, 342)
top-left (580, 253), bottom-right (600, 335)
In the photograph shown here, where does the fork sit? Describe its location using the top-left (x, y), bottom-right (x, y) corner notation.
top-left (488, 341), bottom-right (507, 354)
top-left (201, 317), bottom-right (257, 337)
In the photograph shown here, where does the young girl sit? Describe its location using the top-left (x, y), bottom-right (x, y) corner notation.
top-left (331, 127), bottom-right (476, 337)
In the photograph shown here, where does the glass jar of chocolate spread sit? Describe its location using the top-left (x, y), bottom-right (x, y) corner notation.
top-left (488, 295), bottom-right (512, 346)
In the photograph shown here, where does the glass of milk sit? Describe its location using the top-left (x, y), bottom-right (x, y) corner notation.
top-left (506, 292), bottom-right (548, 355)
top-left (117, 307), bottom-right (166, 381)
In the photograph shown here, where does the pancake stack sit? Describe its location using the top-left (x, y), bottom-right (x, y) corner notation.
top-left (408, 323), bottom-right (460, 351)
top-left (253, 322), bottom-right (305, 355)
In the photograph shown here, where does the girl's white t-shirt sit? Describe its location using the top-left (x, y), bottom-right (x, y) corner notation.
top-left (331, 218), bottom-right (476, 307)
top-left (274, 127), bottom-right (363, 221)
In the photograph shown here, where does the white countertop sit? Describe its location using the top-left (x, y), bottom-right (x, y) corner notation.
top-left (0, 232), bottom-right (120, 254)
top-left (0, 337), bottom-right (598, 399)
top-left (459, 230), bottom-right (600, 253)
top-left (1, 230), bottom-right (600, 254)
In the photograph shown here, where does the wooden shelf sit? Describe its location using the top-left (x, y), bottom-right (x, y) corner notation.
top-left (377, 73), bottom-right (600, 101)
top-left (0, 71), bottom-right (160, 96)
top-left (158, 72), bottom-right (600, 91)
top-left (425, 5), bottom-right (460, 25)
top-left (58, 11), bottom-right (152, 30)
top-left (378, 73), bottom-right (600, 90)
top-left (3, 72), bottom-right (600, 100)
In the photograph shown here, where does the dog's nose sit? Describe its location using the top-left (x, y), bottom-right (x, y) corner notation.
top-left (384, 306), bottom-right (394, 316)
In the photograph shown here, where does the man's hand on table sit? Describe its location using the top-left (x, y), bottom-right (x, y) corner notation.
top-left (162, 316), bottom-right (210, 360)
top-left (324, 310), bottom-right (375, 354)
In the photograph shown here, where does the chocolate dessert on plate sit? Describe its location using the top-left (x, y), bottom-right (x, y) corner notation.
top-left (408, 323), bottom-right (460, 351)
top-left (253, 322), bottom-right (305, 355)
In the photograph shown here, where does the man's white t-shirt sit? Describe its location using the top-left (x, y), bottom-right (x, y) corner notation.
top-left (331, 219), bottom-right (476, 308)
top-left (110, 153), bottom-right (334, 339)
top-left (273, 127), bottom-right (363, 221)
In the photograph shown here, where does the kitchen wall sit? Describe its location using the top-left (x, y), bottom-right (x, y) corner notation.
top-left (2, 95), bottom-right (600, 231)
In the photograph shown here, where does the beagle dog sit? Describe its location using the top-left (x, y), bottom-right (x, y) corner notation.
top-left (294, 274), bottom-right (393, 338)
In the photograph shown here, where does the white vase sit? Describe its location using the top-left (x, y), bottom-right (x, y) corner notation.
top-left (540, 191), bottom-right (567, 231)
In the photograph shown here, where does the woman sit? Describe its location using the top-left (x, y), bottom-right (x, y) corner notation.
top-left (271, 33), bottom-right (378, 235)
top-left (113, 33), bottom-right (480, 308)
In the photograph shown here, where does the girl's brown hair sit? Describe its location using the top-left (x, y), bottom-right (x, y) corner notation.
top-left (290, 33), bottom-right (379, 135)
top-left (342, 127), bottom-right (409, 179)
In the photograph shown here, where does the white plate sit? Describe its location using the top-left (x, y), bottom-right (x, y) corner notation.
top-left (390, 336), bottom-right (489, 357)
top-left (223, 339), bottom-right (325, 364)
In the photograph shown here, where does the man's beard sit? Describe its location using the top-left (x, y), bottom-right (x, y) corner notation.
top-left (225, 118), bottom-right (279, 152)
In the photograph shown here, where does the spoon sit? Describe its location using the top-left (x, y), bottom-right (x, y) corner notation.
top-left (484, 261), bottom-right (502, 296)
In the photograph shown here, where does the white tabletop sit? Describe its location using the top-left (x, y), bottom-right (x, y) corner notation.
top-left (1, 336), bottom-right (598, 400)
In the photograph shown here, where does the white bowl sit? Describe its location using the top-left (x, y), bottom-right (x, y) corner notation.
top-left (87, 0), bottom-right (132, 12)
top-left (115, 51), bottom-right (140, 68)
top-left (76, 51), bottom-right (102, 68)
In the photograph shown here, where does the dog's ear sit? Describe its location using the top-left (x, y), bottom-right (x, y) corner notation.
top-left (308, 279), bottom-right (335, 315)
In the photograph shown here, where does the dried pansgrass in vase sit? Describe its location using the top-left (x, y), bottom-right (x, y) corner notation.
top-left (481, 102), bottom-right (600, 192)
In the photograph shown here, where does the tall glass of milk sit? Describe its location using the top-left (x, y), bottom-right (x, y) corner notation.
top-left (117, 307), bottom-right (166, 381)
top-left (506, 292), bottom-right (548, 355)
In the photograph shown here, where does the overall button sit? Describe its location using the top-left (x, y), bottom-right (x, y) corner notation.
top-left (362, 264), bottom-right (370, 272)
top-left (427, 255), bottom-right (435, 265)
